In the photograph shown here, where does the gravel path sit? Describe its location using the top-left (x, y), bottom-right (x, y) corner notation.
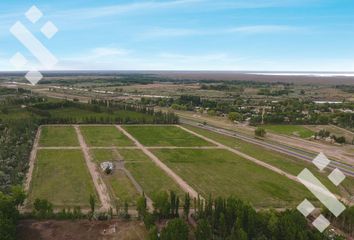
top-left (74, 125), bottom-right (112, 211)
top-left (177, 125), bottom-right (300, 182)
top-left (177, 125), bottom-right (352, 205)
top-left (112, 148), bottom-right (154, 211)
top-left (24, 126), bottom-right (42, 193)
top-left (116, 125), bottom-right (201, 200)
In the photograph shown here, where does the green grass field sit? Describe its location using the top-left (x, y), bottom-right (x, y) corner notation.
top-left (80, 126), bottom-right (133, 147)
top-left (28, 150), bottom-right (98, 208)
top-left (91, 149), bottom-right (118, 163)
top-left (105, 170), bottom-right (140, 205)
top-left (91, 149), bottom-right (140, 205)
top-left (39, 126), bottom-right (79, 147)
top-left (261, 125), bottom-right (315, 138)
top-left (123, 125), bottom-right (213, 147)
top-left (152, 148), bottom-right (316, 208)
top-left (182, 125), bottom-right (354, 196)
top-left (120, 149), bottom-right (184, 198)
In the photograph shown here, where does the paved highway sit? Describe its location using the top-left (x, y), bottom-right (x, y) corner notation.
top-left (180, 118), bottom-right (354, 178)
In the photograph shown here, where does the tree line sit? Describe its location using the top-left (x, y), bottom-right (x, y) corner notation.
top-left (135, 192), bottom-right (345, 240)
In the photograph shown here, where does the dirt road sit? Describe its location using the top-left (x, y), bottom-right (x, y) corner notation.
top-left (177, 125), bottom-right (299, 182)
top-left (74, 125), bottom-right (112, 211)
top-left (178, 125), bottom-right (352, 205)
top-left (116, 125), bottom-right (201, 200)
top-left (24, 126), bottom-right (42, 193)
top-left (112, 148), bottom-right (154, 211)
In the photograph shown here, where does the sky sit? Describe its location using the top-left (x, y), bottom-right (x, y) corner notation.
top-left (0, 0), bottom-right (354, 71)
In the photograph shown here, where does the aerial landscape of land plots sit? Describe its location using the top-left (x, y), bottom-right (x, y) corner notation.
top-left (28, 126), bottom-right (98, 208)
top-left (26, 123), bottom-right (354, 211)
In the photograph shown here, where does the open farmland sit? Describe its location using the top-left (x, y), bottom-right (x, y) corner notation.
top-left (153, 148), bottom-right (316, 208)
top-left (27, 124), bottom-right (353, 212)
top-left (80, 126), bottom-right (134, 147)
top-left (120, 149), bottom-right (184, 198)
top-left (182, 125), bottom-right (354, 197)
top-left (28, 149), bottom-right (98, 208)
top-left (123, 125), bottom-right (214, 147)
top-left (261, 125), bottom-right (315, 139)
top-left (39, 126), bottom-right (79, 147)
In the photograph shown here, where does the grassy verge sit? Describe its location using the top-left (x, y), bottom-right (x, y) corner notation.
top-left (262, 125), bottom-right (314, 138)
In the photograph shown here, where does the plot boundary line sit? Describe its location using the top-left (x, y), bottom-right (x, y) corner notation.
top-left (116, 125), bottom-right (202, 200)
top-left (178, 125), bottom-right (351, 205)
top-left (74, 125), bottom-right (113, 211)
top-left (22, 126), bottom-right (42, 212)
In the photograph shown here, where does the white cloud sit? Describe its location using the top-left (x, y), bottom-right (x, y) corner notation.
top-left (140, 25), bottom-right (304, 39)
top-left (49, 0), bottom-right (314, 21)
top-left (90, 47), bottom-right (130, 58)
top-left (228, 25), bottom-right (302, 34)
top-left (1, 49), bottom-right (353, 72)
top-left (52, 0), bottom-right (203, 20)
top-left (52, 48), bottom-right (354, 72)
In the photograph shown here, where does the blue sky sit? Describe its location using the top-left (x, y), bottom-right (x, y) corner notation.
top-left (1, 0), bottom-right (354, 71)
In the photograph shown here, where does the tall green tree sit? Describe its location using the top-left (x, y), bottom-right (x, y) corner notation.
top-left (89, 194), bottom-right (96, 214)
top-left (153, 191), bottom-right (170, 219)
top-left (160, 218), bottom-right (189, 240)
top-left (148, 226), bottom-right (159, 240)
top-left (0, 192), bottom-right (19, 240)
top-left (255, 127), bottom-right (266, 137)
top-left (195, 219), bottom-right (212, 240)
top-left (183, 193), bottom-right (191, 219)
top-left (136, 195), bottom-right (147, 219)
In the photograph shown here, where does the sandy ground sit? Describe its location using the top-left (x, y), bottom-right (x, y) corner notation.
top-left (16, 219), bottom-right (148, 240)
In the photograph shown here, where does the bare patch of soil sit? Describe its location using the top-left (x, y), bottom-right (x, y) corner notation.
top-left (16, 219), bottom-right (148, 240)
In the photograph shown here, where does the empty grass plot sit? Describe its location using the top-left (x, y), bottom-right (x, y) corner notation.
top-left (28, 150), bottom-right (98, 208)
top-left (105, 170), bottom-right (140, 205)
top-left (181, 125), bottom-right (352, 196)
top-left (153, 149), bottom-right (317, 208)
top-left (91, 149), bottom-right (140, 205)
top-left (80, 126), bottom-right (134, 147)
top-left (39, 126), bottom-right (79, 147)
top-left (91, 149), bottom-right (118, 163)
top-left (123, 125), bottom-right (213, 147)
top-left (262, 125), bottom-right (315, 139)
top-left (119, 149), bottom-right (184, 198)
